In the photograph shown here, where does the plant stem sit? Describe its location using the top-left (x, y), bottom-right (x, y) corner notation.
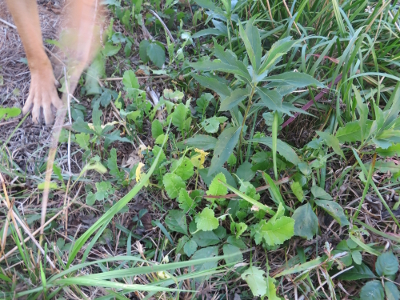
top-left (237, 87), bottom-right (256, 163)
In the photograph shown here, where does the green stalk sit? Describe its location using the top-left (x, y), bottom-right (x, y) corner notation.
top-left (237, 87), bottom-right (256, 163)
top-left (272, 111), bottom-right (278, 180)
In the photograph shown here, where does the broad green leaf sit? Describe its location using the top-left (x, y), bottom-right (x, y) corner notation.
top-left (385, 281), bottom-right (400, 300)
top-left (193, 0), bottom-right (219, 11)
top-left (207, 173), bottom-right (228, 196)
top-left (252, 217), bottom-right (295, 246)
top-left (266, 72), bottom-right (323, 88)
top-left (0, 107), bottom-right (21, 120)
top-left (337, 263), bottom-right (376, 280)
top-left (122, 70), bottom-right (139, 89)
top-left (192, 28), bottom-right (227, 38)
top-left (311, 185), bottom-right (333, 200)
top-left (139, 40), bottom-right (150, 63)
top-left (95, 181), bottom-right (113, 201)
top-left (208, 126), bottom-right (242, 176)
top-left (383, 82), bottom-right (400, 129)
top-left (38, 182), bottom-right (58, 190)
top-left (353, 85), bottom-right (368, 141)
top-left (266, 277), bottom-right (281, 300)
top-left (75, 133), bottom-right (91, 151)
top-left (171, 103), bottom-right (187, 132)
top-left (201, 116), bottom-right (226, 133)
top-left (192, 230), bottom-right (220, 247)
top-left (274, 256), bottom-right (325, 277)
top-left (219, 87), bottom-right (250, 111)
top-left (336, 121), bottom-right (362, 143)
top-left (177, 189), bottom-right (196, 212)
top-left (171, 157), bottom-right (194, 181)
top-left (290, 181), bottom-right (304, 202)
top-left (315, 200), bottom-right (349, 226)
top-left (352, 250), bottom-right (362, 265)
top-left (192, 74), bottom-right (231, 97)
top-left (376, 252), bottom-right (399, 276)
top-left (241, 266), bottom-right (267, 297)
top-left (180, 134), bottom-right (217, 151)
top-left (376, 144), bottom-right (400, 157)
top-left (183, 239), bottom-right (197, 257)
top-left (258, 37), bottom-right (297, 75)
top-left (250, 137), bottom-right (300, 165)
top-left (165, 210), bottom-right (188, 235)
top-left (360, 280), bottom-right (384, 300)
top-left (236, 162), bottom-right (256, 181)
top-left (292, 203), bottom-right (318, 240)
top-left (317, 131), bottom-right (345, 159)
top-left (257, 87), bottom-right (282, 110)
top-left (191, 246), bottom-right (219, 274)
top-left (147, 43), bottom-right (165, 68)
top-left (195, 207), bottom-right (219, 231)
top-left (223, 244), bottom-right (243, 265)
top-left (102, 41), bottom-right (121, 56)
top-left (151, 119), bottom-right (163, 139)
top-left (163, 173), bottom-right (186, 199)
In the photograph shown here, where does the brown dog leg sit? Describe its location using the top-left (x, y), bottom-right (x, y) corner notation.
top-left (5, 0), bottom-right (63, 124)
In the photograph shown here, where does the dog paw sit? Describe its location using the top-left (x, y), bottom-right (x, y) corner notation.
top-left (22, 68), bottom-right (63, 125)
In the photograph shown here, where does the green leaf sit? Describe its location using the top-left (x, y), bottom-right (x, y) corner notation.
top-left (257, 87), bottom-right (282, 110)
top-left (385, 281), bottom-right (400, 300)
top-left (376, 144), bottom-right (400, 157)
top-left (192, 230), bottom-right (220, 247)
top-left (352, 250), bottom-right (362, 265)
top-left (193, 0), bottom-right (219, 11)
top-left (241, 266), bottom-right (267, 297)
top-left (315, 200), bottom-right (350, 226)
top-left (177, 189), bottom-right (196, 213)
top-left (183, 239), bottom-right (198, 257)
top-left (290, 181), bottom-right (304, 202)
top-left (376, 252), bottom-right (399, 277)
top-left (38, 182), bottom-right (58, 190)
top-left (163, 173), bottom-right (186, 199)
top-left (201, 116), bottom-right (226, 133)
top-left (107, 148), bottom-right (125, 183)
top-left (219, 87), bottom-right (250, 111)
top-left (292, 203), bottom-right (318, 240)
top-left (317, 131), bottom-right (345, 159)
top-left (258, 37), bottom-right (297, 75)
top-left (192, 74), bottom-right (231, 97)
top-left (265, 277), bottom-right (281, 300)
top-left (336, 121), bottom-right (362, 143)
top-left (236, 161), bottom-right (256, 181)
top-left (223, 244), bottom-right (243, 265)
top-left (147, 42), bottom-right (165, 68)
top-left (151, 119), bottom-right (163, 139)
top-left (208, 126), bottom-right (242, 176)
top-left (250, 137), bottom-right (300, 165)
top-left (360, 280), bottom-right (384, 300)
top-left (102, 41), bottom-right (121, 56)
top-left (311, 185), bottom-right (332, 200)
top-left (139, 40), bottom-right (150, 63)
top-left (0, 107), bottom-right (21, 120)
top-left (122, 70), bottom-right (139, 90)
top-left (95, 181), bottom-right (113, 201)
top-left (266, 72), bottom-right (323, 88)
top-left (191, 246), bottom-right (219, 274)
top-left (86, 192), bottom-right (96, 206)
top-left (337, 263), bottom-right (376, 280)
top-left (252, 217), bottom-right (295, 246)
top-left (172, 157), bottom-right (194, 181)
top-left (195, 207), bottom-right (219, 231)
top-left (383, 82), bottom-right (400, 129)
top-left (180, 134), bottom-right (217, 151)
top-left (238, 21), bottom-right (261, 71)
top-left (171, 103), bottom-right (188, 132)
top-left (233, 222), bottom-right (247, 239)
top-left (207, 173), bottom-right (228, 196)
top-left (75, 133), bottom-right (91, 151)
top-left (353, 85), bottom-right (369, 141)
top-left (165, 210), bottom-right (188, 235)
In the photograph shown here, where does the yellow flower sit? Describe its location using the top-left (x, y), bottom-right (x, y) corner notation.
top-left (191, 148), bottom-right (209, 169)
top-left (136, 162), bottom-right (145, 182)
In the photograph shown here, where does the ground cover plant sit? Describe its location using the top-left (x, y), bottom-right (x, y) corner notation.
top-left (1, 0), bottom-right (400, 298)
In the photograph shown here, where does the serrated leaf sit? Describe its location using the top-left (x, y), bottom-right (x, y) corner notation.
top-left (163, 173), bottom-right (186, 199)
top-left (336, 121), bottom-right (362, 143)
top-left (266, 276), bottom-right (281, 300)
top-left (177, 189), bottom-right (196, 212)
top-left (337, 263), bottom-right (376, 280)
top-left (253, 217), bottom-right (295, 246)
top-left (180, 134), bottom-right (217, 151)
top-left (223, 244), bottom-right (243, 265)
top-left (147, 43), bottom-right (165, 68)
top-left (315, 200), bottom-right (349, 226)
top-left (292, 203), bottom-right (318, 240)
top-left (75, 133), bottom-right (91, 151)
top-left (107, 148), bottom-right (125, 183)
top-left (192, 74), bottom-right (231, 97)
top-left (208, 126), bottom-right (242, 176)
top-left (165, 210), bottom-right (188, 235)
top-left (250, 137), bottom-right (300, 165)
top-left (360, 280), bottom-right (384, 300)
top-left (171, 103), bottom-right (187, 132)
top-left (183, 239), bottom-right (197, 257)
top-left (385, 281), bottom-right (400, 300)
top-left (122, 70), bottom-right (139, 89)
top-left (376, 252), bottom-right (399, 277)
top-left (376, 144), bottom-right (400, 157)
top-left (219, 87), bottom-right (250, 111)
top-left (195, 207), bottom-right (219, 231)
top-left (172, 157), bottom-right (194, 181)
top-left (317, 131), bottom-right (345, 159)
top-left (207, 173), bottom-right (228, 196)
top-left (95, 181), bottom-right (113, 201)
top-left (241, 266), bottom-right (267, 297)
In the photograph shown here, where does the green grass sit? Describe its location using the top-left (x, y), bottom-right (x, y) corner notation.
top-left (1, 0), bottom-right (400, 299)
